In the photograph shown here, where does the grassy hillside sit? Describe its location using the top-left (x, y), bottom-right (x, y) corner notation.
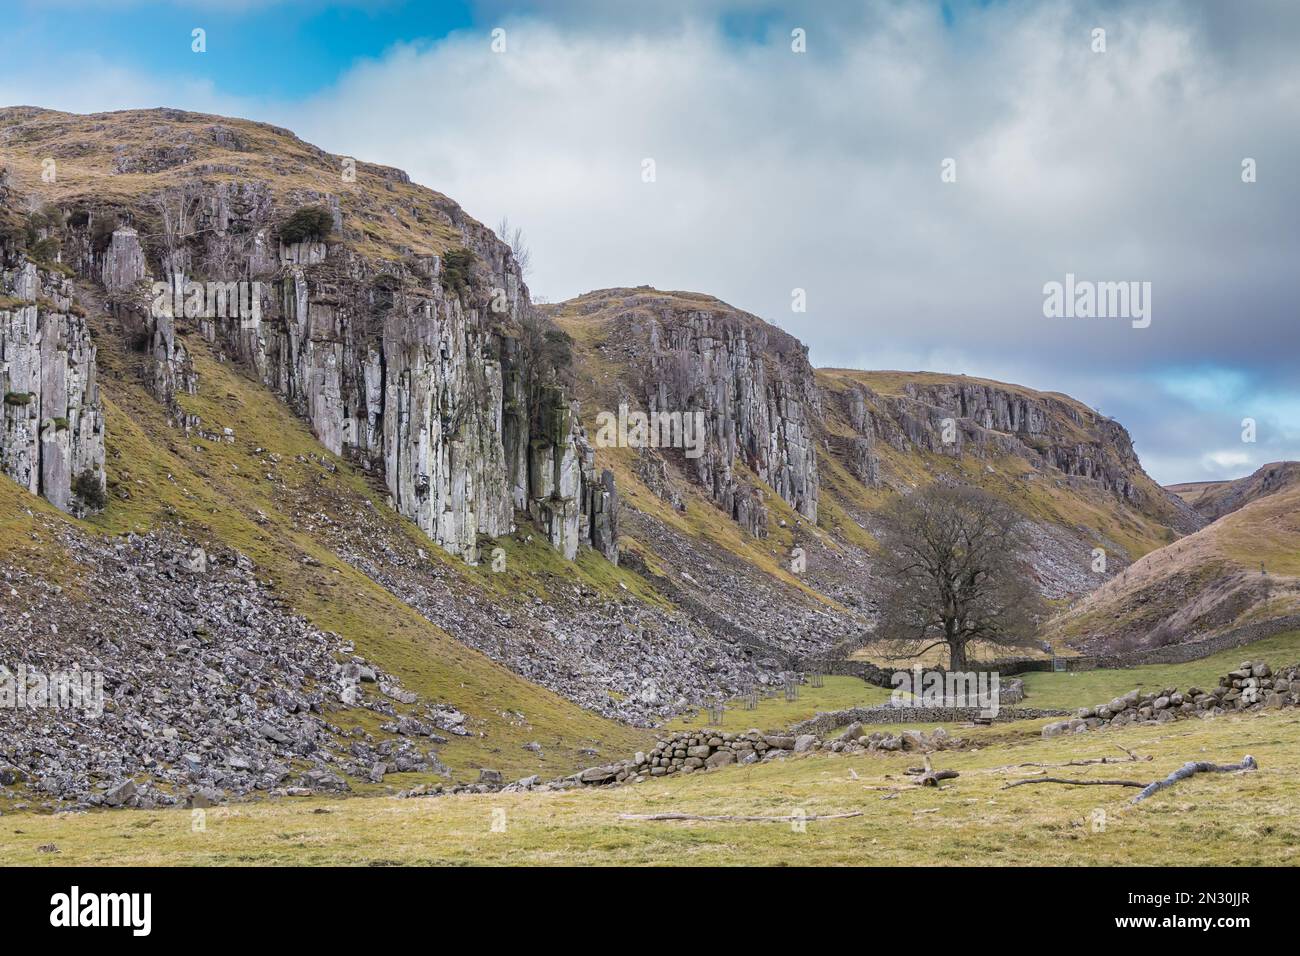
top-left (1167, 479), bottom-right (1233, 507)
top-left (1167, 462), bottom-right (1300, 522)
top-left (817, 368), bottom-right (1189, 562)
top-left (0, 107), bottom-right (466, 264)
top-left (553, 291), bottom-right (1191, 626)
top-left (1049, 482), bottom-right (1300, 649)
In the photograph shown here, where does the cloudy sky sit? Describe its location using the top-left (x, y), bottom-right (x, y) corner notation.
top-left (2, 0), bottom-right (1296, 484)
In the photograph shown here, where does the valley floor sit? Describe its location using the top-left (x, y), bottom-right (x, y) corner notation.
top-left (7, 702), bottom-right (1299, 866)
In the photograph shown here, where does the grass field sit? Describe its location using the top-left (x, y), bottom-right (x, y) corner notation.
top-left (6, 708), bottom-right (1297, 865)
top-left (666, 677), bottom-right (893, 733)
top-left (661, 632), bottom-right (1300, 738)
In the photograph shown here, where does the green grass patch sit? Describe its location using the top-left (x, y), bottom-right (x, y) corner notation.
top-left (666, 676), bottom-right (893, 734)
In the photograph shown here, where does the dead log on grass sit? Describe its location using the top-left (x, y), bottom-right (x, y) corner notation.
top-left (1131, 755), bottom-right (1257, 803)
top-left (999, 755), bottom-right (1259, 800)
top-left (908, 756), bottom-right (959, 788)
top-left (619, 811), bottom-right (863, 822)
top-left (1002, 777), bottom-right (1146, 790)
top-left (1008, 745), bottom-right (1150, 771)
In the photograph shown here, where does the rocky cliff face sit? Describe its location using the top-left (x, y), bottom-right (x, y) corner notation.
top-left (557, 289), bottom-right (819, 537)
top-left (829, 373), bottom-right (1200, 533)
top-left (0, 260), bottom-right (104, 512)
top-left (898, 380), bottom-right (1143, 500)
top-left (194, 229), bottom-right (618, 563)
top-left (0, 107), bottom-right (616, 564)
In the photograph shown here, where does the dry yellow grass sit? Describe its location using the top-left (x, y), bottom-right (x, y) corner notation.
top-left (6, 708), bottom-right (1298, 865)
top-left (0, 106), bottom-right (466, 264)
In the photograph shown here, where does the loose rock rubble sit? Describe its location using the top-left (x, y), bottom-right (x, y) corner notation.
top-left (1042, 660), bottom-right (1300, 737)
top-left (296, 486), bottom-right (822, 726)
top-left (0, 524), bottom-right (464, 809)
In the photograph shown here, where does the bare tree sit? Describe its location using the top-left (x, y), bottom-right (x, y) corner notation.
top-left (869, 483), bottom-right (1045, 669)
top-left (496, 215), bottom-right (532, 277)
top-left (152, 186), bottom-right (202, 277)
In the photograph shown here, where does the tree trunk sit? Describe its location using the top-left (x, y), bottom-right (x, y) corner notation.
top-left (948, 635), bottom-right (968, 671)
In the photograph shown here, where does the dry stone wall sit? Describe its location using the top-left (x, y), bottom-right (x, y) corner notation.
top-left (1042, 659), bottom-right (1300, 737)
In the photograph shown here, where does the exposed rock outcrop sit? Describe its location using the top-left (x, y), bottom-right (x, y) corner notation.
top-left (100, 226), bottom-right (145, 293)
top-left (0, 261), bottom-right (104, 512)
top-left (0, 106), bottom-right (618, 564)
top-left (838, 376), bottom-right (1197, 527)
top-left (557, 289), bottom-right (820, 536)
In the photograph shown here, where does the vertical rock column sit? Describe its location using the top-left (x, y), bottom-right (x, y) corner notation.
top-left (642, 307), bottom-right (819, 532)
top-left (0, 263), bottom-right (105, 511)
top-left (104, 228), bottom-right (196, 413)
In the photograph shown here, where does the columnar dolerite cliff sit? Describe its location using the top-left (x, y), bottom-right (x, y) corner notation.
top-left (0, 260), bottom-right (105, 511)
top-left (555, 289), bottom-right (820, 537)
top-left (0, 107), bottom-right (616, 563)
top-left (820, 370), bottom-right (1202, 535)
top-left (899, 380), bottom-right (1142, 501)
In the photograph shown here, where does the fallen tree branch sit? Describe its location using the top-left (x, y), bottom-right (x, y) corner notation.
top-left (1002, 777), bottom-right (1146, 790)
top-left (619, 811), bottom-right (863, 822)
top-left (1008, 746), bottom-right (1150, 771)
top-left (1000, 755), bottom-right (1260, 799)
top-left (917, 770), bottom-right (960, 787)
top-left (1131, 756), bottom-right (1257, 804)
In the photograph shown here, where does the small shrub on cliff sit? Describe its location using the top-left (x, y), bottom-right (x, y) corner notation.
top-left (279, 205), bottom-right (334, 245)
top-left (73, 470), bottom-right (107, 512)
top-left (27, 204), bottom-right (65, 234)
top-left (439, 247), bottom-right (476, 299)
top-left (29, 236), bottom-right (61, 265)
top-left (4, 392), bottom-right (34, 407)
top-left (520, 309), bottom-right (575, 390)
top-left (24, 206), bottom-right (65, 265)
top-left (541, 328), bottom-right (573, 370)
top-left (91, 215), bottom-right (120, 254)
top-left (0, 209), bottom-right (27, 253)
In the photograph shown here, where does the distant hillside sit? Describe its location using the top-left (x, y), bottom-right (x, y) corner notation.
top-left (1167, 461), bottom-right (1300, 522)
top-left (1050, 477), bottom-right (1300, 653)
